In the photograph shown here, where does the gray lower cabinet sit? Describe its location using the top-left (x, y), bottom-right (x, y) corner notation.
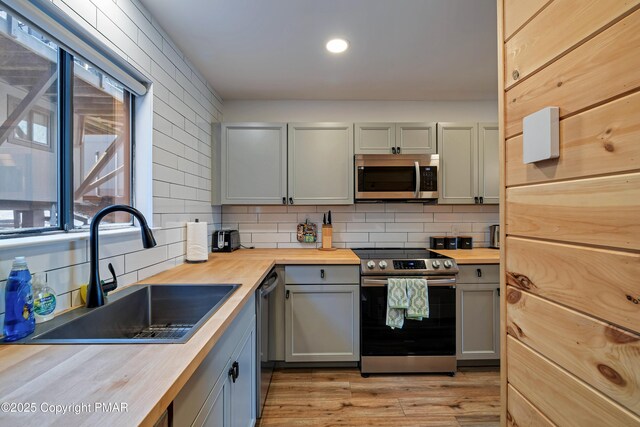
top-left (173, 295), bottom-right (256, 427)
top-left (283, 265), bottom-right (360, 362)
top-left (456, 265), bottom-right (500, 360)
top-left (288, 123), bottom-right (354, 205)
top-left (438, 122), bottom-right (499, 205)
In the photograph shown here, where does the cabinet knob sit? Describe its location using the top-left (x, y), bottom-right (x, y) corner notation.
top-left (282, 197), bottom-right (286, 205)
top-left (229, 361), bottom-right (239, 383)
top-left (474, 196), bottom-right (479, 204)
top-left (497, 287), bottom-right (500, 297)
top-left (320, 269), bottom-right (325, 279)
top-left (479, 196), bottom-right (484, 204)
top-left (289, 197), bottom-right (294, 205)
top-left (286, 290), bottom-right (290, 299)
top-left (391, 147), bottom-right (397, 154)
top-left (476, 268), bottom-right (482, 278)
top-left (396, 146), bottom-right (401, 154)
top-left (512, 70), bottom-right (520, 80)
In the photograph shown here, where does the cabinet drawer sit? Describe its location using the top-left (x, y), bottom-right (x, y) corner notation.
top-left (458, 264), bottom-right (499, 284)
top-left (285, 265), bottom-right (359, 284)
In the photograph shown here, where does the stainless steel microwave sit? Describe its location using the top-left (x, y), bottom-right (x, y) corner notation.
top-left (355, 154), bottom-right (439, 201)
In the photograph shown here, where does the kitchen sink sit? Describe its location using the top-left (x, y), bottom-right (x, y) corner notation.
top-left (12, 284), bottom-right (239, 344)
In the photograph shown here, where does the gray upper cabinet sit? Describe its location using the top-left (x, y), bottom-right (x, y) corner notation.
top-left (438, 122), bottom-right (498, 205)
top-left (478, 123), bottom-right (499, 204)
top-left (355, 123), bottom-right (395, 154)
top-left (395, 122), bottom-right (436, 154)
top-left (355, 122), bottom-right (436, 154)
top-left (288, 123), bottom-right (354, 205)
top-left (221, 123), bottom-right (287, 204)
top-left (438, 123), bottom-right (478, 204)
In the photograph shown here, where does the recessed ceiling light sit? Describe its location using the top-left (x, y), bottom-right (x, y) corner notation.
top-left (326, 38), bottom-right (349, 53)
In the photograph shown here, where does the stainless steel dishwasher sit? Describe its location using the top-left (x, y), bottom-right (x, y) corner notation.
top-left (256, 268), bottom-right (279, 418)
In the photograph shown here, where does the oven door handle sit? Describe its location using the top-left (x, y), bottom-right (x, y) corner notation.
top-left (414, 161), bottom-right (420, 198)
top-left (361, 276), bottom-right (456, 288)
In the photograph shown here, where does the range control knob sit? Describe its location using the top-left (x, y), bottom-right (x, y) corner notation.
top-left (443, 260), bottom-right (453, 269)
top-left (431, 260), bottom-right (441, 269)
top-left (366, 261), bottom-right (376, 269)
top-left (378, 260), bottom-right (388, 270)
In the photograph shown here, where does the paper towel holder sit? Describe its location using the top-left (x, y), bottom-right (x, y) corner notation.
top-left (186, 218), bottom-right (209, 263)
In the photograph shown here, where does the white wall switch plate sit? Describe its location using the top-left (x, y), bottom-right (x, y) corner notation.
top-left (522, 106), bottom-right (559, 164)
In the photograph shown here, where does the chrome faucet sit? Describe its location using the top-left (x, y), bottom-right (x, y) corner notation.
top-left (86, 204), bottom-right (157, 308)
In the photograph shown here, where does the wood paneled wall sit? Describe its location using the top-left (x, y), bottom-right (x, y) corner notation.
top-left (498, 1), bottom-right (640, 425)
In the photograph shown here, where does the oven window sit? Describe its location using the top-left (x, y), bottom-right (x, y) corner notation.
top-left (361, 285), bottom-right (455, 356)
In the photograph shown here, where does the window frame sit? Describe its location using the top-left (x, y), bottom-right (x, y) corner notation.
top-left (0, 16), bottom-right (136, 238)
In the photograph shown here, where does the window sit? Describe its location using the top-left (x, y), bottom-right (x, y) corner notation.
top-left (0, 8), bottom-right (134, 236)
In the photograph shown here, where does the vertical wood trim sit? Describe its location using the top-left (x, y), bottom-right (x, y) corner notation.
top-left (497, 1), bottom-right (508, 425)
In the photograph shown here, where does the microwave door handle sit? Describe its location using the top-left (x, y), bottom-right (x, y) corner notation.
top-left (414, 161), bottom-right (420, 198)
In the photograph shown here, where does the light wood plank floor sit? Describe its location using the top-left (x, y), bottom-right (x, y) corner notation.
top-left (257, 367), bottom-right (500, 427)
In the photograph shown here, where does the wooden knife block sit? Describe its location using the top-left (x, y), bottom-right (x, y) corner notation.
top-left (322, 224), bottom-right (333, 249)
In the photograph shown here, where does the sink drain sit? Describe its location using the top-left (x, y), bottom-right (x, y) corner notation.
top-left (132, 324), bottom-right (194, 339)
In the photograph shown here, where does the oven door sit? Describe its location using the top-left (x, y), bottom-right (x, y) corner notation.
top-left (355, 154), bottom-right (438, 201)
top-left (360, 276), bottom-right (456, 356)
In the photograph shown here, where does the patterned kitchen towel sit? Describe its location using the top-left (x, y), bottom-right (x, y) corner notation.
top-left (386, 278), bottom-right (409, 329)
top-left (406, 278), bottom-right (429, 320)
top-left (387, 278), bottom-right (409, 309)
top-left (386, 305), bottom-right (404, 329)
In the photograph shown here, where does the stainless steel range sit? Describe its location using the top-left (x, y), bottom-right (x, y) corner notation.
top-left (352, 248), bottom-right (458, 376)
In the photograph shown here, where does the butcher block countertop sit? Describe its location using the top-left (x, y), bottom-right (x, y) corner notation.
top-left (0, 249), bottom-right (359, 426)
top-left (432, 248), bottom-right (500, 264)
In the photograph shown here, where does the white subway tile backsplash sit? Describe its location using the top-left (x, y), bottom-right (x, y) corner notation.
top-left (258, 213), bottom-right (298, 223)
top-left (369, 232), bottom-right (407, 242)
top-left (347, 223), bottom-right (385, 232)
top-left (125, 246), bottom-right (168, 273)
top-left (385, 223), bottom-right (423, 232)
top-left (333, 232), bottom-right (369, 243)
top-left (252, 233), bottom-right (291, 243)
top-left (332, 213), bottom-right (366, 223)
top-left (221, 203), bottom-right (498, 249)
top-left (247, 206), bottom-right (288, 214)
top-left (239, 223), bottom-right (279, 233)
top-left (366, 212), bottom-right (395, 222)
top-left (225, 213), bottom-right (259, 223)
top-left (395, 213), bottom-right (433, 223)
top-left (355, 204), bottom-right (386, 213)
top-left (385, 203), bottom-right (423, 213)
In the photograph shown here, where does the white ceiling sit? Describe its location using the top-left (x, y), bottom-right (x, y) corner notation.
top-left (139, 0), bottom-right (497, 101)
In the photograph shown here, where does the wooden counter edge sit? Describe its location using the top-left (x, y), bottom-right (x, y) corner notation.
top-left (431, 248), bottom-right (500, 264)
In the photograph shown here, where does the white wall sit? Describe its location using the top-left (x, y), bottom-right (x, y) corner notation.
top-left (223, 100), bottom-right (498, 122)
top-left (0, 0), bottom-right (223, 322)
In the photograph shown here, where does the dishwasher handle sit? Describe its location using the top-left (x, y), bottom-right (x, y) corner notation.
top-left (259, 271), bottom-right (279, 297)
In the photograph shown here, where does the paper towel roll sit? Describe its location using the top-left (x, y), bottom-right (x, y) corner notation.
top-left (186, 220), bottom-right (209, 262)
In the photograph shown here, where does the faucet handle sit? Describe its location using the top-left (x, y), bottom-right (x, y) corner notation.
top-left (101, 263), bottom-right (118, 295)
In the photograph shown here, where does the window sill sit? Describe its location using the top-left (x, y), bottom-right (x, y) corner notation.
top-left (0, 226), bottom-right (160, 251)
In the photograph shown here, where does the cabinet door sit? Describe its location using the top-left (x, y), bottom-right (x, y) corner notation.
top-left (192, 371), bottom-right (230, 427)
top-left (221, 123), bottom-right (287, 204)
top-left (438, 123), bottom-right (478, 204)
top-left (355, 123), bottom-right (395, 154)
top-left (288, 123), bottom-right (354, 205)
top-left (285, 284), bottom-right (359, 362)
top-left (478, 123), bottom-right (499, 204)
top-left (230, 319), bottom-right (256, 427)
top-left (456, 283), bottom-right (500, 360)
top-left (396, 122), bottom-right (436, 154)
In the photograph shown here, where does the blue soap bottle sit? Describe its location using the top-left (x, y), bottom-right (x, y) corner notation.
top-left (3, 257), bottom-right (36, 341)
